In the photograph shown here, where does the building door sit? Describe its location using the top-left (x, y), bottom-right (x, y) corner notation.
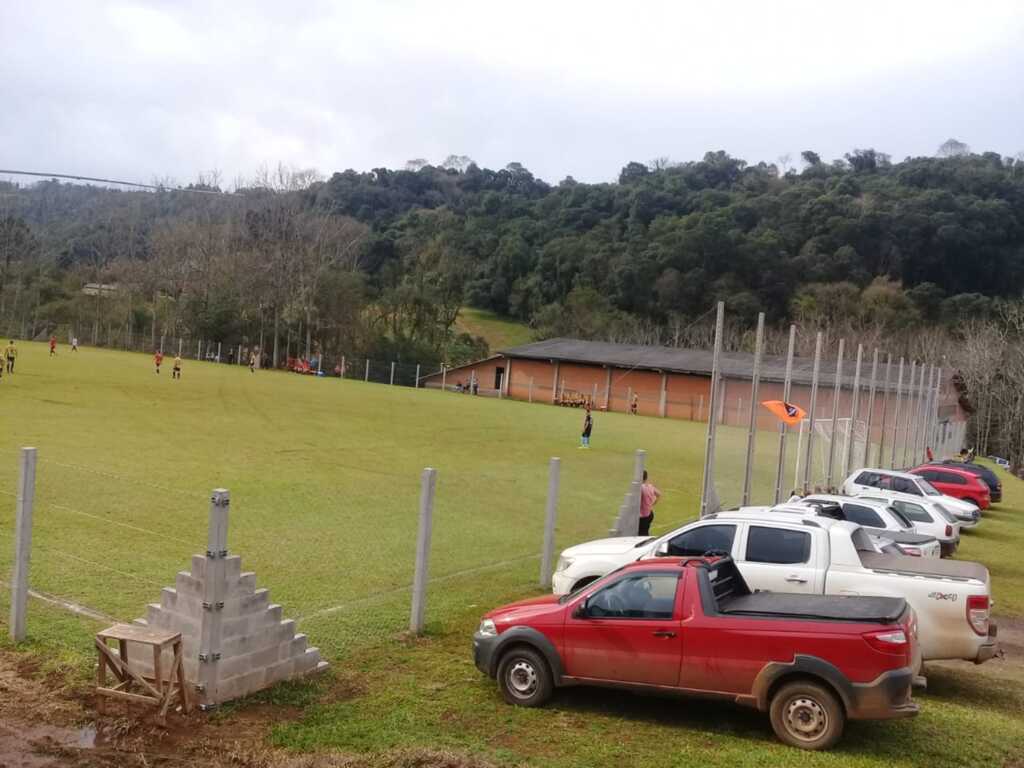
top-left (494, 367), bottom-right (505, 390)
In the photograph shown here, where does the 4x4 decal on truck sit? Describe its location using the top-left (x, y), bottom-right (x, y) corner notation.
top-left (928, 591), bottom-right (958, 601)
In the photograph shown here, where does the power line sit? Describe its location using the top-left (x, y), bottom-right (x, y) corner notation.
top-left (0, 168), bottom-right (228, 195)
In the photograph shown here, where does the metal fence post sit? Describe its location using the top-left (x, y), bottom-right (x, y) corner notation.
top-left (410, 468), bottom-right (437, 634)
top-left (802, 332), bottom-right (823, 493)
top-left (843, 344), bottom-right (864, 480)
top-left (877, 354), bottom-right (893, 467)
top-left (862, 349), bottom-right (879, 467)
top-left (9, 447), bottom-right (37, 642)
top-left (889, 358), bottom-right (905, 469)
top-left (773, 324), bottom-right (796, 504)
top-left (825, 339), bottom-right (845, 489)
top-left (901, 361), bottom-right (917, 468)
top-left (539, 458), bottom-right (560, 588)
top-left (741, 312), bottom-right (764, 505)
top-left (700, 301), bottom-right (725, 517)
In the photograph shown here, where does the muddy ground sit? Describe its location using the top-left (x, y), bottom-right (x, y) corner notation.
top-left (1, 622), bottom-right (1021, 768)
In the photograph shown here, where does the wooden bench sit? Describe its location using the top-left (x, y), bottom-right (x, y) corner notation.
top-left (95, 624), bottom-right (191, 722)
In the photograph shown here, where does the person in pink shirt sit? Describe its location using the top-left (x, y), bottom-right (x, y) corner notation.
top-left (638, 470), bottom-right (661, 536)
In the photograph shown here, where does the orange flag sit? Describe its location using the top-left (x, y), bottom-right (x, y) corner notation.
top-left (762, 400), bottom-right (806, 426)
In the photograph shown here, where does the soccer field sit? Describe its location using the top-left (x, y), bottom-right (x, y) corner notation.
top-left (0, 341), bottom-right (715, 643)
top-left (3, 341), bottom-right (1024, 768)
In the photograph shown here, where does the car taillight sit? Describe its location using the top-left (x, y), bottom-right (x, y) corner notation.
top-left (945, 524), bottom-right (952, 537)
top-left (863, 629), bottom-right (909, 654)
top-left (966, 595), bottom-right (990, 636)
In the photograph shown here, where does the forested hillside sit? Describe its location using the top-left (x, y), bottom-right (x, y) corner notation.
top-left (2, 148), bottom-right (1023, 368)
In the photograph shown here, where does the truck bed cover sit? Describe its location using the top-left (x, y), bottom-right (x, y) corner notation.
top-left (720, 593), bottom-right (906, 623)
top-left (860, 552), bottom-right (988, 583)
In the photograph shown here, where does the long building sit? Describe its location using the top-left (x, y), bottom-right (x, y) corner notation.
top-left (422, 338), bottom-right (968, 456)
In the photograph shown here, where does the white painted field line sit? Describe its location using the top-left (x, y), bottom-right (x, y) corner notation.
top-left (34, 544), bottom-right (167, 587)
top-left (39, 458), bottom-right (209, 502)
top-left (0, 489), bottom-right (195, 547)
top-left (0, 579), bottom-right (117, 624)
top-left (297, 552), bottom-right (541, 622)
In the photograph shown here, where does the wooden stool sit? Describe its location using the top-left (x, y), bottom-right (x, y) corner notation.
top-left (95, 624), bottom-right (191, 722)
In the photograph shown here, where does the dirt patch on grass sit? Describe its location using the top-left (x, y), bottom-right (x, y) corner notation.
top-left (0, 648), bottom-right (494, 768)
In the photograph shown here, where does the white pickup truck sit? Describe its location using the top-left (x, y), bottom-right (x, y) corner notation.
top-left (552, 511), bottom-right (998, 664)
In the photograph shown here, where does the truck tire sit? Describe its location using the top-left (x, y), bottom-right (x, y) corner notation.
top-left (769, 680), bottom-right (845, 750)
top-left (497, 647), bottom-right (553, 708)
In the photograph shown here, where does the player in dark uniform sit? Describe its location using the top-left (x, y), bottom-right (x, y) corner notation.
top-left (580, 407), bottom-right (593, 449)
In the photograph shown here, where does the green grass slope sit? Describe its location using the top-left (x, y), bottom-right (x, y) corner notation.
top-left (454, 308), bottom-right (534, 351)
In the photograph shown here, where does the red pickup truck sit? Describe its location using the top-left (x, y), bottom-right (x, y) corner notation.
top-left (473, 557), bottom-right (919, 750)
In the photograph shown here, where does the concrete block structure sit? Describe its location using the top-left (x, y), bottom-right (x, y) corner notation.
top-left (127, 489), bottom-right (327, 709)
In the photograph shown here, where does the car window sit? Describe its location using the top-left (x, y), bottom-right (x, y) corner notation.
top-left (887, 506), bottom-right (915, 529)
top-left (893, 477), bottom-right (921, 495)
top-left (855, 471), bottom-right (880, 487)
top-left (932, 504), bottom-right (959, 524)
top-left (842, 503), bottom-right (885, 528)
top-left (585, 573), bottom-right (679, 619)
top-left (745, 526), bottom-right (811, 565)
top-left (915, 469), bottom-right (936, 481)
top-left (892, 500), bottom-right (931, 523)
top-left (939, 472), bottom-right (967, 485)
top-left (666, 524), bottom-right (736, 557)
top-left (917, 478), bottom-right (941, 496)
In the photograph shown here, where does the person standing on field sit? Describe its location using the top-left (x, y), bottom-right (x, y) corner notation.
top-left (49, 335), bottom-right (57, 356)
top-left (154, 350), bottom-right (164, 374)
top-left (579, 406), bottom-right (593, 449)
top-left (631, 393), bottom-right (639, 415)
top-left (638, 470), bottom-right (662, 536)
top-left (71, 337), bottom-right (79, 352)
top-left (4, 340), bottom-right (15, 374)
top-left (172, 354), bottom-right (182, 380)
top-left (249, 350), bottom-right (257, 373)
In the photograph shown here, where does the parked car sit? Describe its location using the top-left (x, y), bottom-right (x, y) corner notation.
top-left (910, 465), bottom-right (991, 509)
top-left (784, 495), bottom-right (941, 558)
top-left (551, 511), bottom-right (997, 664)
top-left (475, 556), bottom-right (919, 750)
top-left (987, 455), bottom-right (1011, 469)
top-left (853, 490), bottom-right (963, 555)
top-left (928, 460), bottom-right (1001, 503)
top-left (840, 468), bottom-right (981, 523)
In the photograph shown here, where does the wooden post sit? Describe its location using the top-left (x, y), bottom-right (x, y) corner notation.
top-left (410, 468), bottom-right (437, 634)
top-left (539, 458), bottom-right (560, 588)
top-left (9, 447), bottom-right (37, 642)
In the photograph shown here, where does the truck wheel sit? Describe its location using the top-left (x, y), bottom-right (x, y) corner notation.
top-left (769, 680), bottom-right (845, 750)
top-left (497, 647), bottom-right (553, 708)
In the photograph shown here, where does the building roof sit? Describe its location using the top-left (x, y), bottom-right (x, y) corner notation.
top-left (500, 338), bottom-right (931, 390)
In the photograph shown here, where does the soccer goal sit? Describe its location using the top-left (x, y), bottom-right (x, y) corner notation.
top-left (792, 417), bottom-right (868, 490)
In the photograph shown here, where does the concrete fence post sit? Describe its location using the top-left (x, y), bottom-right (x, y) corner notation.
top-left (9, 447), bottom-right (37, 642)
top-left (199, 488), bottom-right (230, 706)
top-left (415, 364), bottom-right (421, 388)
top-left (217, 341), bottom-right (222, 362)
top-left (529, 377), bottom-right (534, 403)
top-left (539, 458), bottom-right (560, 588)
top-left (238, 344), bottom-right (242, 365)
top-left (197, 340), bottom-right (202, 360)
top-left (160, 335), bottom-right (165, 354)
top-left (364, 359), bottom-right (370, 382)
top-left (410, 468), bottom-right (438, 634)
top-left (627, 386), bottom-right (633, 414)
top-left (660, 374), bottom-right (668, 417)
top-left (341, 355), bottom-right (347, 378)
top-left (441, 365), bottom-right (447, 391)
top-left (178, 338), bottom-right (183, 356)
top-left (390, 361), bottom-right (396, 386)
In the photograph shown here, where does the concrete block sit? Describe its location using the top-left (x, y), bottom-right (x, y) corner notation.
top-left (227, 572), bottom-right (257, 597)
top-left (191, 555), bottom-right (206, 579)
top-left (221, 615), bottom-right (250, 640)
top-left (175, 571), bottom-right (203, 598)
top-left (160, 588), bottom-right (178, 611)
top-left (262, 657), bottom-right (296, 686)
top-left (222, 588), bottom-right (269, 618)
top-left (224, 556), bottom-right (242, 582)
top-left (287, 634), bottom-right (308, 658)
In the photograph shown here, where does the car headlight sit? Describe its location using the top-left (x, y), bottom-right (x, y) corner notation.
top-left (478, 619), bottom-right (497, 637)
top-left (556, 556), bottom-right (574, 573)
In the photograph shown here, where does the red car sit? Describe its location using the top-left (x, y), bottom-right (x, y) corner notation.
top-left (910, 465), bottom-right (991, 509)
top-left (474, 557), bottom-right (918, 750)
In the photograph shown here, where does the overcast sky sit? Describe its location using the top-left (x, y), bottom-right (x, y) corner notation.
top-left (3, 0), bottom-right (1023, 187)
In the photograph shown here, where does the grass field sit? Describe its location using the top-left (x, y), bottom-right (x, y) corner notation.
top-left (454, 308), bottom-right (534, 351)
top-left (1, 341), bottom-right (1023, 767)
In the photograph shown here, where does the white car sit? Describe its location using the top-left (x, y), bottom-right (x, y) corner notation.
top-left (782, 495), bottom-right (941, 558)
top-left (552, 511), bottom-right (997, 664)
top-left (840, 468), bottom-right (981, 523)
top-left (853, 490), bottom-right (964, 556)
